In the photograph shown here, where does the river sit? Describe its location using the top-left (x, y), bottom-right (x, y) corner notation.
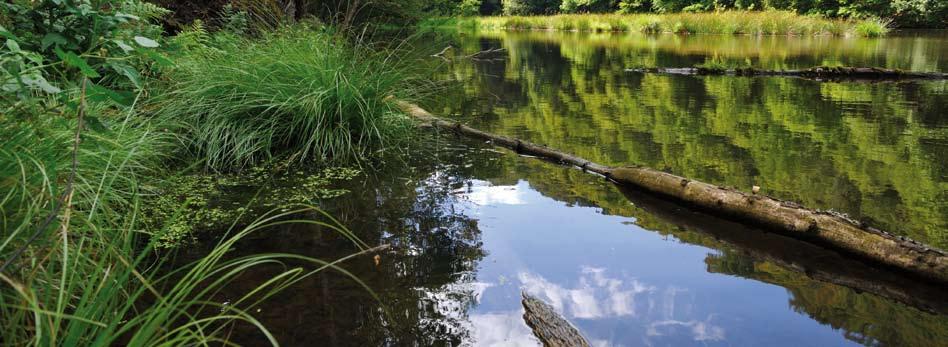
top-left (210, 30), bottom-right (948, 346)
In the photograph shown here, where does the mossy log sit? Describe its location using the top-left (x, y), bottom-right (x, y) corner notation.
top-left (522, 292), bottom-right (590, 347)
top-left (626, 66), bottom-right (948, 80)
top-left (390, 98), bottom-right (948, 284)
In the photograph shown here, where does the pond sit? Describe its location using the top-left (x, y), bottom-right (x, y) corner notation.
top-left (210, 31), bottom-right (948, 346)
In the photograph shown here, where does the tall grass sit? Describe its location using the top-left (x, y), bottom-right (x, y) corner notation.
top-left (0, 92), bottom-right (378, 345)
top-left (433, 11), bottom-right (887, 37)
top-left (155, 25), bottom-right (426, 172)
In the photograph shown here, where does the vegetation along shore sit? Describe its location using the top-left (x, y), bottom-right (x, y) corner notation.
top-left (2, 0), bottom-right (946, 345)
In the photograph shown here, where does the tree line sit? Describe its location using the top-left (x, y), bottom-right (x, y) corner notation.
top-left (150, 1), bottom-right (945, 30)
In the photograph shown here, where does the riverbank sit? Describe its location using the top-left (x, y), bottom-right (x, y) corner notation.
top-left (0, 2), bottom-right (418, 344)
top-left (427, 11), bottom-right (890, 37)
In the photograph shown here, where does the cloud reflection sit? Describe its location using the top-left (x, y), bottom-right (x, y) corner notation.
top-left (461, 182), bottom-right (525, 206)
top-left (519, 266), bottom-right (653, 319)
top-left (519, 267), bottom-right (726, 345)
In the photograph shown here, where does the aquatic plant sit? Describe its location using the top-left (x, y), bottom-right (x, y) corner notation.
top-left (155, 24), bottom-right (426, 171)
top-left (1, 3), bottom-right (390, 345)
top-left (0, 106), bottom-right (378, 345)
top-left (853, 18), bottom-right (891, 38)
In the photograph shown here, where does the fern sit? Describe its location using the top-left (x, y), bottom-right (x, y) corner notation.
top-left (121, 0), bottom-right (171, 21)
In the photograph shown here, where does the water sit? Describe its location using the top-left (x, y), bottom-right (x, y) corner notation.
top-left (213, 31), bottom-right (948, 346)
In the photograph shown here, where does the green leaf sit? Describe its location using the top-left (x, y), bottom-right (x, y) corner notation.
top-left (20, 73), bottom-right (62, 94)
top-left (108, 62), bottom-right (142, 88)
top-left (0, 26), bottom-right (18, 41)
top-left (143, 50), bottom-right (174, 67)
top-left (134, 36), bottom-right (159, 48)
top-left (55, 47), bottom-right (101, 78)
top-left (113, 39), bottom-right (134, 53)
top-left (87, 83), bottom-right (133, 107)
top-left (41, 33), bottom-right (68, 50)
top-left (6, 39), bottom-right (21, 53)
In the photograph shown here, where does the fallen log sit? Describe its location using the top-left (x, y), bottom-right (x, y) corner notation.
top-left (522, 292), bottom-right (590, 347)
top-left (389, 98), bottom-right (948, 284)
top-left (617, 186), bottom-right (948, 315)
top-left (626, 66), bottom-right (948, 81)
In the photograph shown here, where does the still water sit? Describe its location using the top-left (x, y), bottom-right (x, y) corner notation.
top-left (216, 31), bottom-right (948, 346)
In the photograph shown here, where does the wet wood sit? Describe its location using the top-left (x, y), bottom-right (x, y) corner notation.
top-left (626, 66), bottom-right (948, 81)
top-left (389, 98), bottom-right (948, 284)
top-left (618, 186), bottom-right (948, 315)
top-left (521, 292), bottom-right (590, 347)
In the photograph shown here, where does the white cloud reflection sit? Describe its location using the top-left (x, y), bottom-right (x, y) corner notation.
top-left (414, 266), bottom-right (726, 346)
top-left (518, 268), bottom-right (726, 345)
top-left (519, 266), bottom-right (653, 319)
top-left (461, 182), bottom-right (525, 206)
top-left (646, 317), bottom-right (726, 342)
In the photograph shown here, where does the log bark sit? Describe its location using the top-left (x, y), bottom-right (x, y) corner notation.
top-left (618, 186), bottom-right (948, 315)
top-left (522, 292), bottom-right (590, 347)
top-left (389, 98), bottom-right (948, 284)
top-left (626, 66), bottom-right (948, 81)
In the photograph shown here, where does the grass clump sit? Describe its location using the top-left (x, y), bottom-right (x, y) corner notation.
top-left (854, 18), bottom-right (891, 38)
top-left (1, 3), bottom-right (406, 345)
top-left (156, 25), bottom-right (423, 171)
top-left (437, 11), bottom-right (885, 37)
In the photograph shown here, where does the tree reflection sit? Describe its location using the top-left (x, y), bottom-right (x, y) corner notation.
top-left (429, 31), bottom-right (948, 248)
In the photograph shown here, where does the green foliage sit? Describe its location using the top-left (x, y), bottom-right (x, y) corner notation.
top-left (502, 0), bottom-right (562, 15)
top-left (1, 2), bottom-right (399, 345)
top-left (155, 25), bottom-right (423, 171)
top-left (0, 0), bottom-right (166, 90)
top-left (853, 17), bottom-right (891, 38)
top-left (458, 0), bottom-right (485, 16)
top-left (460, 11), bottom-right (868, 36)
top-left (561, 0), bottom-right (620, 13)
top-left (435, 0), bottom-right (947, 28)
top-left (436, 30), bottom-right (948, 247)
top-left (144, 165), bottom-right (360, 248)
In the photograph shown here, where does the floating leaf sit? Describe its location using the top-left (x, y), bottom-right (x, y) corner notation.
top-left (55, 47), bottom-right (100, 78)
top-left (134, 36), bottom-right (159, 48)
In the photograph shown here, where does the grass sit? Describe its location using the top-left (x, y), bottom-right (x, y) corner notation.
top-left (0, 100), bottom-right (379, 345)
top-left (2, 21), bottom-right (410, 344)
top-left (431, 11), bottom-right (888, 37)
top-left (155, 25), bottom-right (426, 172)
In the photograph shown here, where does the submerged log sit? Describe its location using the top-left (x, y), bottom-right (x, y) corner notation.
top-left (389, 98), bottom-right (948, 284)
top-left (626, 66), bottom-right (948, 80)
top-left (521, 292), bottom-right (590, 347)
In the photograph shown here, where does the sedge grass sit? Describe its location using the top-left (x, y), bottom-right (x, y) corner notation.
top-left (155, 24), bottom-right (426, 172)
top-left (431, 11), bottom-right (887, 37)
top-left (1, 91), bottom-right (382, 345)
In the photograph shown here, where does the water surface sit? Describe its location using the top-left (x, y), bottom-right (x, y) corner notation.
top-left (214, 31), bottom-right (948, 346)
